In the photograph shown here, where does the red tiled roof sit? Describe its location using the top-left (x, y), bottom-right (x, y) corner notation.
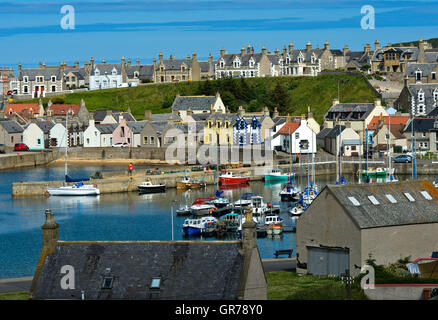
top-left (5, 104), bottom-right (39, 120)
top-left (367, 115), bottom-right (410, 130)
top-left (48, 104), bottom-right (81, 115)
top-left (278, 121), bottom-right (300, 135)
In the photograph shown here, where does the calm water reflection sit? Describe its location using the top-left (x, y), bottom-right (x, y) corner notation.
top-left (0, 164), bottom-right (418, 279)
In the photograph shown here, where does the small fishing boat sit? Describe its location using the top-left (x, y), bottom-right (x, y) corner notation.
top-left (266, 224), bottom-right (283, 235)
top-left (176, 204), bottom-right (191, 216)
top-left (233, 192), bottom-right (256, 207)
top-left (289, 205), bottom-right (305, 216)
top-left (46, 182), bottom-right (100, 196)
top-left (212, 197), bottom-right (230, 208)
top-left (190, 197), bottom-right (217, 216)
top-left (182, 216), bottom-right (218, 236)
top-left (176, 176), bottom-right (206, 189)
top-left (137, 181), bottom-right (166, 193)
top-left (264, 215), bottom-right (284, 226)
top-left (360, 167), bottom-right (392, 179)
top-left (279, 184), bottom-right (301, 202)
top-left (298, 187), bottom-right (318, 206)
top-left (218, 170), bottom-right (250, 185)
top-left (264, 168), bottom-right (294, 182)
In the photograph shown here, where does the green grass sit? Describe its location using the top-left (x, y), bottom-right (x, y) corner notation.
top-left (267, 272), bottom-right (368, 300)
top-left (0, 291), bottom-right (29, 300)
top-left (16, 73), bottom-right (378, 124)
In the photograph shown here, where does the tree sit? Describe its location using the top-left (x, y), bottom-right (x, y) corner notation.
top-left (269, 82), bottom-right (288, 112)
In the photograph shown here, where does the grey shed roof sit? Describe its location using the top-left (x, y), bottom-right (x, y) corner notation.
top-left (33, 241), bottom-right (244, 300)
top-left (35, 120), bottom-right (55, 133)
top-left (0, 120), bottom-right (24, 133)
top-left (171, 96), bottom-right (217, 111)
top-left (325, 180), bottom-right (438, 229)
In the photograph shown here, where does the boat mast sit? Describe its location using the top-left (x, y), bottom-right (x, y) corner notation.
top-left (388, 113), bottom-right (391, 179)
top-left (65, 110), bottom-right (68, 178)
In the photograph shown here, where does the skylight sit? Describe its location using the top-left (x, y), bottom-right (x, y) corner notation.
top-left (404, 193), bottom-right (415, 202)
top-left (348, 196), bottom-right (360, 206)
top-left (367, 196), bottom-right (380, 205)
top-left (420, 191), bottom-right (433, 200)
top-left (150, 278), bottom-right (161, 289)
top-left (385, 194), bottom-right (397, 204)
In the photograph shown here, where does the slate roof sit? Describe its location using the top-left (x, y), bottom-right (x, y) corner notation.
top-left (218, 53), bottom-right (265, 67)
top-left (157, 59), bottom-right (193, 71)
top-left (96, 123), bottom-right (118, 134)
top-left (127, 121), bottom-right (146, 134)
top-left (206, 113), bottom-right (238, 125)
top-left (325, 180), bottom-right (438, 229)
top-left (149, 121), bottom-right (169, 133)
top-left (126, 65), bottom-right (154, 80)
top-left (425, 50), bottom-right (438, 63)
top-left (405, 63), bottom-right (438, 78)
top-left (0, 120), bottom-right (24, 133)
top-left (93, 110), bottom-right (122, 122)
top-left (326, 125), bottom-right (346, 138)
top-left (372, 47), bottom-right (419, 63)
top-left (93, 63), bottom-right (122, 75)
top-left (316, 127), bottom-right (332, 140)
top-left (34, 241), bottom-right (245, 300)
top-left (199, 61), bottom-right (213, 73)
top-left (324, 103), bottom-right (376, 121)
top-left (34, 120), bottom-right (55, 133)
top-left (172, 96), bottom-right (217, 111)
top-left (272, 117), bottom-right (286, 126)
top-left (404, 118), bottom-right (436, 133)
top-left (19, 67), bottom-right (61, 81)
top-left (191, 113), bottom-right (210, 121)
top-left (109, 112), bottom-right (136, 123)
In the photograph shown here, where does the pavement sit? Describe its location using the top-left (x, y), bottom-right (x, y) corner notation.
top-left (0, 258), bottom-right (296, 294)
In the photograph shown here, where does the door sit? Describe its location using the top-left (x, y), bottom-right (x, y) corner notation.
top-left (307, 246), bottom-right (350, 277)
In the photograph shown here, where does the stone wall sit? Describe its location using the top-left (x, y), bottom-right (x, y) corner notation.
top-left (0, 151), bottom-right (55, 170)
top-left (365, 284), bottom-right (438, 300)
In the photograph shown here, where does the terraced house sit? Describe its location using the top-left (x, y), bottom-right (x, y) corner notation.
top-left (171, 93), bottom-right (226, 118)
top-left (153, 51), bottom-right (213, 83)
top-left (16, 62), bottom-right (65, 97)
top-left (204, 113), bottom-right (236, 146)
top-left (395, 82), bottom-right (438, 116)
top-left (215, 45), bottom-right (281, 78)
top-left (281, 40), bottom-right (346, 77)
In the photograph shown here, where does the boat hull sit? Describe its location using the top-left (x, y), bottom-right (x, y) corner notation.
top-left (264, 175), bottom-right (289, 182)
top-left (176, 182), bottom-right (206, 189)
top-left (219, 177), bottom-right (250, 185)
top-left (46, 186), bottom-right (100, 196)
top-left (138, 185), bottom-right (166, 194)
top-left (182, 226), bottom-right (201, 236)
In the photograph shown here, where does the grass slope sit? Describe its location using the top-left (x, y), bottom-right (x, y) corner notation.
top-left (16, 73), bottom-right (378, 124)
top-left (0, 291), bottom-right (29, 300)
top-left (393, 37), bottom-right (438, 48)
top-left (267, 272), bottom-right (368, 300)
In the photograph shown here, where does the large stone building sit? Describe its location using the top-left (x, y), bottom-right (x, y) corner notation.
top-left (171, 93), bottom-right (226, 118)
top-left (395, 82), bottom-right (438, 116)
top-left (296, 180), bottom-right (438, 277)
top-left (215, 45), bottom-right (281, 79)
top-left (30, 208), bottom-right (267, 300)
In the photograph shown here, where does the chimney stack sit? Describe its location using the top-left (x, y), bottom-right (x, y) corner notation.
top-left (144, 110), bottom-right (152, 121)
top-left (241, 46), bottom-right (245, 55)
top-left (306, 41), bottom-right (312, 51)
top-left (273, 107), bottom-right (279, 118)
top-left (238, 105), bottom-right (245, 116)
top-left (324, 40), bottom-right (330, 51)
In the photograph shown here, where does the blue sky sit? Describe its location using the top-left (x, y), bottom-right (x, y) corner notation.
top-left (1, 0), bottom-right (438, 70)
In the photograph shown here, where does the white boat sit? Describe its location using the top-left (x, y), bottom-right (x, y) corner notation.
top-left (280, 184), bottom-right (301, 202)
top-left (289, 205), bottom-right (305, 216)
top-left (47, 182), bottom-right (100, 196)
top-left (182, 216), bottom-right (217, 236)
top-left (263, 215), bottom-right (284, 226)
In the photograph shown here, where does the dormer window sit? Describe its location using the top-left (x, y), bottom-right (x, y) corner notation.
top-left (219, 59), bottom-right (225, 68)
top-left (432, 72), bottom-right (436, 81)
top-left (181, 66), bottom-right (186, 72)
top-left (233, 59), bottom-right (241, 68)
top-left (23, 76), bottom-right (28, 83)
top-left (102, 277), bottom-right (114, 289)
top-left (51, 76), bottom-right (56, 82)
top-left (112, 69), bottom-right (117, 76)
top-left (160, 66), bottom-right (164, 72)
top-left (416, 69), bottom-right (422, 82)
top-left (36, 76), bottom-right (44, 82)
top-left (433, 89), bottom-right (438, 101)
top-left (95, 69), bottom-right (100, 76)
top-left (249, 59), bottom-right (255, 68)
top-left (418, 90), bottom-right (425, 102)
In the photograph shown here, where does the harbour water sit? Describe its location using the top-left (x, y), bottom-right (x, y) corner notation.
top-left (0, 163), bottom-right (412, 279)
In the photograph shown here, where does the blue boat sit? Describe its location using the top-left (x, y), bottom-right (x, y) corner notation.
top-left (182, 217), bottom-right (217, 236)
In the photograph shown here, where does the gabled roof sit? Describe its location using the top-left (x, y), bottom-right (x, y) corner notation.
top-left (325, 180), bottom-right (438, 229)
top-left (151, 113), bottom-right (181, 122)
top-left (278, 122), bottom-right (300, 135)
top-left (404, 118), bottom-right (436, 133)
top-left (126, 65), bottom-right (154, 79)
top-left (405, 63), bottom-right (438, 78)
top-left (367, 115), bottom-right (410, 130)
top-left (19, 67), bottom-right (61, 81)
top-left (47, 104), bottom-right (81, 116)
top-left (157, 59), bottom-right (193, 71)
top-left (326, 125), bottom-right (346, 138)
top-left (34, 120), bottom-right (55, 133)
top-left (0, 119), bottom-right (24, 133)
top-left (325, 103), bottom-right (376, 121)
top-left (316, 127), bottom-right (332, 140)
top-left (127, 121), bottom-right (146, 134)
top-left (172, 96), bottom-right (217, 111)
top-left (95, 123), bottom-right (118, 134)
top-left (33, 241), bottom-right (245, 300)
top-left (93, 110), bottom-right (122, 122)
top-left (93, 63), bottom-right (122, 75)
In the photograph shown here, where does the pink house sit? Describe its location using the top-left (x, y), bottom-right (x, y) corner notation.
top-left (112, 118), bottom-right (134, 146)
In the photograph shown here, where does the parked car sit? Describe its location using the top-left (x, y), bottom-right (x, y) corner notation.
top-left (392, 155), bottom-right (412, 163)
top-left (14, 143), bottom-right (29, 151)
top-left (112, 142), bottom-right (129, 148)
top-left (0, 150), bottom-right (5, 154)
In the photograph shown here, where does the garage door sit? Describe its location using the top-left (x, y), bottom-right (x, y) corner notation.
top-left (307, 246), bottom-right (350, 277)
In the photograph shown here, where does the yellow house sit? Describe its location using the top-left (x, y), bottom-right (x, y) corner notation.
top-left (204, 113), bottom-right (237, 145)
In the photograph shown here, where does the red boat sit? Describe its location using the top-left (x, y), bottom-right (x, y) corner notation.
top-left (218, 170), bottom-right (250, 185)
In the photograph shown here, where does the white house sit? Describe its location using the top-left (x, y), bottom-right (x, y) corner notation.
top-left (23, 120), bottom-right (54, 150)
top-left (89, 63), bottom-right (124, 91)
top-left (49, 122), bottom-right (67, 148)
top-left (278, 118), bottom-right (317, 154)
top-left (83, 118), bottom-right (118, 147)
top-left (267, 117), bottom-right (287, 150)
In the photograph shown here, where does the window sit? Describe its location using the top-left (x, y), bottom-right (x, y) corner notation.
top-left (23, 76), bottom-right (28, 83)
top-left (432, 73), bottom-right (436, 80)
top-left (134, 71), bottom-right (139, 78)
top-left (151, 137), bottom-right (155, 144)
top-left (144, 136), bottom-right (148, 144)
top-left (37, 139), bottom-right (41, 145)
top-left (51, 76), bottom-right (56, 82)
top-left (102, 277), bottom-right (114, 289)
top-left (385, 194), bottom-right (397, 203)
top-left (416, 69), bottom-right (422, 81)
top-left (220, 61), bottom-right (224, 68)
top-left (71, 76), bottom-right (76, 82)
top-left (421, 191), bottom-right (432, 200)
top-left (23, 86), bottom-right (28, 93)
top-left (51, 85), bottom-right (56, 92)
top-left (418, 91), bottom-right (424, 102)
top-left (348, 196), bottom-right (360, 206)
top-left (404, 192), bottom-right (415, 202)
top-left (368, 195), bottom-right (380, 205)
